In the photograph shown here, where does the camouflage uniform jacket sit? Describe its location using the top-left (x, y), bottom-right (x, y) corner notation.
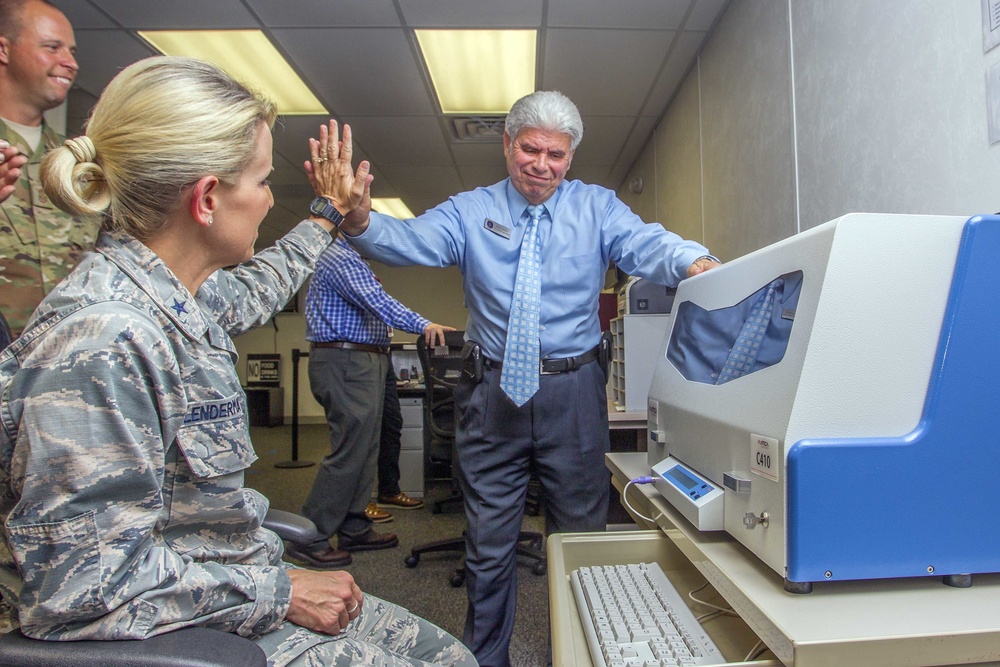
top-left (0, 119), bottom-right (101, 336)
top-left (0, 221), bottom-right (331, 646)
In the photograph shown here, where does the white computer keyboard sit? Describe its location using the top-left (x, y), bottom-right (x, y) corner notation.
top-left (570, 562), bottom-right (723, 667)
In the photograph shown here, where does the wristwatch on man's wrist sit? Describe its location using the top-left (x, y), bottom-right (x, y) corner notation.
top-left (309, 196), bottom-right (345, 227)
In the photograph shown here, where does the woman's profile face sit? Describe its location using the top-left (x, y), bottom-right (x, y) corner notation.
top-left (211, 122), bottom-right (275, 266)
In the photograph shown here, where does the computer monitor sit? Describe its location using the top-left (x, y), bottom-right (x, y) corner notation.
top-left (646, 212), bottom-right (1000, 592)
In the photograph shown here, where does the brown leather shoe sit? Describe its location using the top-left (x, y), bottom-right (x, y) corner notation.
top-left (365, 501), bottom-right (393, 523)
top-left (284, 544), bottom-right (352, 569)
top-left (339, 530), bottom-right (399, 552)
top-left (378, 492), bottom-right (425, 510)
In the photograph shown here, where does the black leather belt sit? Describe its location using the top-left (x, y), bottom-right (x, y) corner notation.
top-left (483, 345), bottom-right (600, 375)
top-left (310, 341), bottom-right (390, 355)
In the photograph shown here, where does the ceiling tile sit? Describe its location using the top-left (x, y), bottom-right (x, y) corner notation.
top-left (451, 141), bottom-right (507, 167)
top-left (344, 117), bottom-right (452, 166)
top-left (267, 153), bottom-right (305, 186)
top-left (572, 116), bottom-right (632, 167)
top-left (398, 0), bottom-right (543, 27)
top-left (271, 116), bottom-right (331, 153)
top-left (51, 0), bottom-right (117, 29)
top-left (541, 28), bottom-right (675, 116)
top-left (244, 0), bottom-right (402, 27)
top-left (548, 0), bottom-right (691, 30)
top-left (378, 165), bottom-right (464, 216)
top-left (70, 30), bottom-right (156, 95)
top-left (81, 0), bottom-right (259, 28)
top-left (271, 28), bottom-right (437, 117)
top-left (271, 117), bottom-right (374, 166)
top-left (269, 182), bottom-right (315, 201)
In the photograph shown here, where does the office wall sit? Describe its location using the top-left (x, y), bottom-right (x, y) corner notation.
top-left (235, 262), bottom-right (467, 421)
top-left (621, 0), bottom-right (1000, 262)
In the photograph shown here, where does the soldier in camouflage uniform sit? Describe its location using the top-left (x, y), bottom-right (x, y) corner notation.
top-left (0, 119), bottom-right (99, 336)
top-left (0, 0), bottom-right (101, 337)
top-left (0, 56), bottom-right (477, 667)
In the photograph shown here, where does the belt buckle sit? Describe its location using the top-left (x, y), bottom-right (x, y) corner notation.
top-left (540, 359), bottom-right (558, 375)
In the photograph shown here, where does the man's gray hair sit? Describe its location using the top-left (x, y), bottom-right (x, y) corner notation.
top-left (505, 90), bottom-right (584, 150)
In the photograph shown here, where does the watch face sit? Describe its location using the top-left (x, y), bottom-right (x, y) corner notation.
top-left (310, 197), bottom-right (343, 225)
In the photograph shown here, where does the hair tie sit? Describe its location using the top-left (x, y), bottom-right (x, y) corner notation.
top-left (64, 136), bottom-right (97, 164)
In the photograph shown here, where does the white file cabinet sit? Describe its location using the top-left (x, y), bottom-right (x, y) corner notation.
top-left (610, 314), bottom-right (671, 413)
top-left (398, 396), bottom-right (425, 498)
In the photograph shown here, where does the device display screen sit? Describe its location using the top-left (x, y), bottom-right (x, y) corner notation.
top-left (667, 466), bottom-right (700, 490)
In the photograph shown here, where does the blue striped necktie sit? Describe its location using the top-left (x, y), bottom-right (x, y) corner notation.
top-left (501, 204), bottom-right (544, 406)
top-left (716, 279), bottom-right (782, 385)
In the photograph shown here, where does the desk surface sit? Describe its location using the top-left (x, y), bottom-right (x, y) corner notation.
top-left (395, 382), bottom-right (425, 399)
top-left (552, 452), bottom-right (1000, 667)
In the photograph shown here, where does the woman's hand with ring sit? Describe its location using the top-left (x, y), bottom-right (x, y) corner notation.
top-left (304, 119), bottom-right (372, 220)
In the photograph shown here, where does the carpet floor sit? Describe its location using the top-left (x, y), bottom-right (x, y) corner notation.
top-left (247, 424), bottom-right (552, 667)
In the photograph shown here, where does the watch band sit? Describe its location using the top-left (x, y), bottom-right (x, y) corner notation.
top-left (309, 196), bottom-right (345, 227)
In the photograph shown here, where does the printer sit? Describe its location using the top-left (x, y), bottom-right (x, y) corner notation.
top-left (617, 276), bottom-right (676, 315)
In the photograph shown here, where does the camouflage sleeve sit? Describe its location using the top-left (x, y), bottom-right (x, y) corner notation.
top-left (201, 221), bottom-right (332, 337)
top-left (3, 305), bottom-right (291, 640)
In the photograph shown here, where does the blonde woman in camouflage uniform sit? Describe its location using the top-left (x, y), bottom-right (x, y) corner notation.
top-left (0, 56), bottom-right (476, 667)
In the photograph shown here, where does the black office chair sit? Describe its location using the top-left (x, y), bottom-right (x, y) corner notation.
top-left (419, 331), bottom-right (465, 515)
top-left (404, 332), bottom-right (546, 586)
top-left (0, 509), bottom-right (317, 667)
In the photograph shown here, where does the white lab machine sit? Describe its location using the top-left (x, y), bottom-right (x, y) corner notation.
top-left (646, 212), bottom-right (1000, 593)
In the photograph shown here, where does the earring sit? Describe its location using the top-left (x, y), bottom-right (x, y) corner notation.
top-left (207, 215), bottom-right (214, 226)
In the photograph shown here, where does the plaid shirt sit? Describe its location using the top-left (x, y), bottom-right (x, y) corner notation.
top-left (304, 235), bottom-right (429, 345)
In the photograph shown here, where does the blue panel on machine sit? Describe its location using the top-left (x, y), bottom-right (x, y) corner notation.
top-left (787, 215), bottom-right (1000, 584)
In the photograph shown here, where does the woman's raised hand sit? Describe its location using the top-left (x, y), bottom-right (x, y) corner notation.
top-left (305, 120), bottom-right (373, 219)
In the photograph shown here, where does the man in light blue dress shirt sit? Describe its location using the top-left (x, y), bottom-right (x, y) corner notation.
top-left (334, 90), bottom-right (720, 667)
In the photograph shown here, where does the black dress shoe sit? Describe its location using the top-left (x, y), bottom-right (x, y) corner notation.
top-left (339, 530), bottom-right (399, 552)
top-left (285, 545), bottom-right (353, 568)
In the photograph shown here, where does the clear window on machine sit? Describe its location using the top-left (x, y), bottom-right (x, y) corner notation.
top-left (667, 271), bottom-right (803, 384)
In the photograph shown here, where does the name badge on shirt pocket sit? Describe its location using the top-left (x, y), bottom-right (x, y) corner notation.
top-left (484, 218), bottom-right (511, 239)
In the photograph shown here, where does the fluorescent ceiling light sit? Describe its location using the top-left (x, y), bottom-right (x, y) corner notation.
top-left (371, 198), bottom-right (415, 219)
top-left (138, 30), bottom-right (327, 115)
top-left (416, 29), bottom-right (536, 114)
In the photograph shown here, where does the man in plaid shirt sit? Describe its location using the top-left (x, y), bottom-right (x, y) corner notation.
top-left (290, 234), bottom-right (454, 568)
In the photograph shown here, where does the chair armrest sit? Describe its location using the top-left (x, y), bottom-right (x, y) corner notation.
top-left (263, 508), bottom-right (318, 546)
top-left (0, 626), bottom-right (267, 667)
